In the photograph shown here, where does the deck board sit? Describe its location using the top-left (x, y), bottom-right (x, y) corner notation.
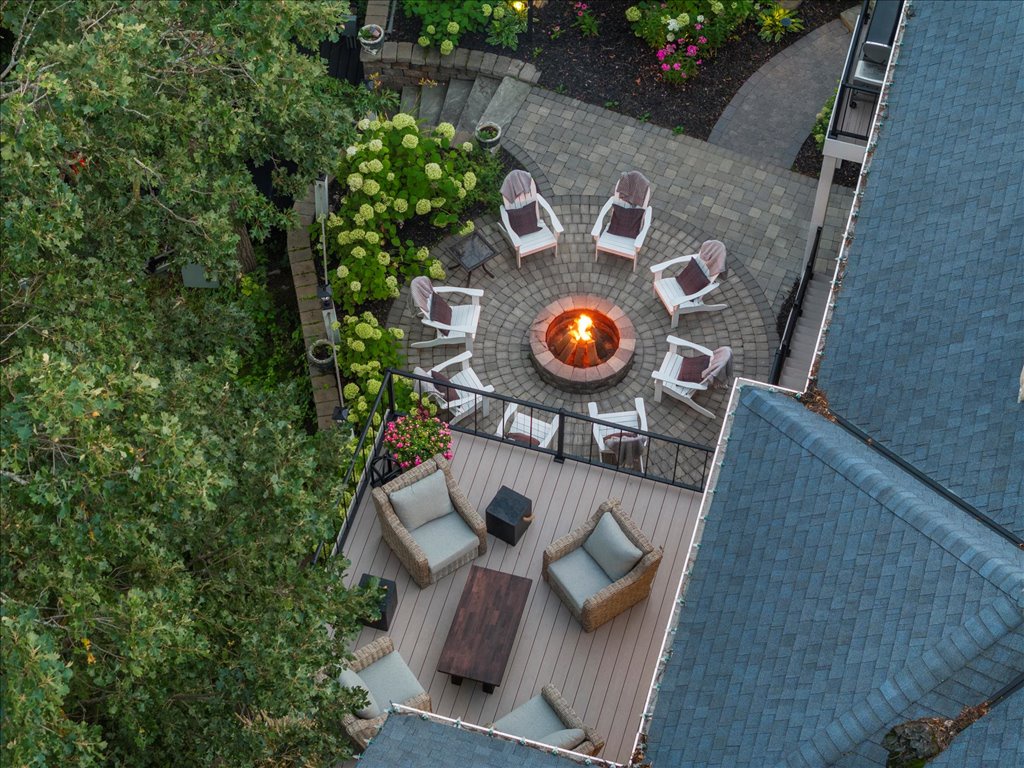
top-left (342, 433), bottom-right (701, 763)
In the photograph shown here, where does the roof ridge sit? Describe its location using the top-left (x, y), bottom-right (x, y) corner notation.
top-left (778, 593), bottom-right (1024, 767)
top-left (741, 387), bottom-right (1024, 601)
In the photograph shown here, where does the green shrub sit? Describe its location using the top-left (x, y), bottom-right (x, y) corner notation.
top-left (813, 89), bottom-right (837, 150)
top-left (404, 0), bottom-right (527, 53)
top-left (625, 1), bottom-right (754, 83)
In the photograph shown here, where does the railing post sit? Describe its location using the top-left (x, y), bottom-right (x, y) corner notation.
top-left (554, 408), bottom-right (567, 463)
top-left (386, 370), bottom-right (396, 416)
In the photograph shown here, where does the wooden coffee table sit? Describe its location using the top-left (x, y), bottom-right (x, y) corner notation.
top-left (437, 565), bottom-right (532, 694)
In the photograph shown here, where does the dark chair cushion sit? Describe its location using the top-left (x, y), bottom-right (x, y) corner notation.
top-left (506, 432), bottom-right (541, 446)
top-left (429, 369), bottom-right (458, 403)
top-left (677, 354), bottom-right (711, 382)
top-left (429, 294), bottom-right (452, 336)
top-left (607, 205), bottom-right (644, 238)
top-left (506, 204), bottom-right (541, 237)
top-left (674, 259), bottom-right (711, 295)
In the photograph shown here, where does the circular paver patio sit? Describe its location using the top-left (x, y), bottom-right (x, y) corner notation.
top-left (388, 195), bottom-right (775, 486)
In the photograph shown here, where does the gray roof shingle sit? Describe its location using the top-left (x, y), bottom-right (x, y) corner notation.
top-left (357, 712), bottom-right (592, 767)
top-left (643, 387), bottom-right (1024, 768)
top-left (927, 689), bottom-right (1024, 768)
top-left (815, 0), bottom-right (1024, 537)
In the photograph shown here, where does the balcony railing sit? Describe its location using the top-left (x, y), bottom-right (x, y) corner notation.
top-left (331, 368), bottom-right (716, 552)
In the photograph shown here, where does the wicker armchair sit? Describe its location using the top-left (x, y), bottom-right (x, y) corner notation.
top-left (340, 636), bottom-right (432, 750)
top-left (543, 499), bottom-right (662, 632)
top-left (371, 455), bottom-right (486, 588)
top-left (491, 684), bottom-right (605, 756)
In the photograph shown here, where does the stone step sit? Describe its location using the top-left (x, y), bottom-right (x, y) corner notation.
top-left (438, 78), bottom-right (473, 128)
top-left (400, 84), bottom-right (419, 117)
top-left (456, 75), bottom-right (501, 141)
top-left (418, 81), bottom-right (448, 126)
top-left (477, 76), bottom-right (531, 138)
top-left (841, 5), bottom-right (861, 34)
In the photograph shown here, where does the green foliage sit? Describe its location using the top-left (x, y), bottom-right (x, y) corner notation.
top-left (813, 89), bottom-right (838, 150)
top-left (404, 0), bottom-right (527, 53)
top-left (0, 1), bottom-right (388, 765)
top-left (322, 114), bottom-right (501, 312)
top-left (626, 0), bottom-right (754, 83)
top-left (334, 313), bottom-right (409, 426)
top-left (758, 3), bottom-right (804, 42)
top-left (572, 2), bottom-right (600, 38)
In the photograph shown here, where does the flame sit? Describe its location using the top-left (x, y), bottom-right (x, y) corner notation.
top-left (569, 314), bottom-right (594, 343)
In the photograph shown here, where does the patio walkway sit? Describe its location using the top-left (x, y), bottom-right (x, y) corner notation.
top-left (388, 88), bottom-right (852, 449)
top-left (708, 19), bottom-right (853, 169)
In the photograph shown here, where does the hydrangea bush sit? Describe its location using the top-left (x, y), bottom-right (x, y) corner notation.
top-left (325, 114), bottom-right (490, 309)
top-left (403, 0), bottom-right (527, 52)
top-left (625, 0), bottom-right (754, 83)
top-left (334, 312), bottom-right (407, 427)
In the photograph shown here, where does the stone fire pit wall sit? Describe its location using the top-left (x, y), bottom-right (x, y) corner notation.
top-left (529, 296), bottom-right (636, 394)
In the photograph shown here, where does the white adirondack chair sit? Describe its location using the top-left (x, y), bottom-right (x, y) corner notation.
top-left (651, 336), bottom-right (733, 419)
top-left (495, 403), bottom-right (559, 449)
top-left (587, 397), bottom-right (649, 471)
top-left (650, 240), bottom-right (729, 328)
top-left (409, 276), bottom-right (482, 352)
top-left (498, 170), bottom-right (564, 268)
top-left (413, 351), bottom-right (493, 426)
top-left (591, 171), bottom-right (653, 272)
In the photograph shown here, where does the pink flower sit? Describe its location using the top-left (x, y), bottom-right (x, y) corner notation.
top-left (673, 62), bottom-right (681, 70)
top-left (686, 45), bottom-right (699, 56)
top-left (661, 63), bottom-right (670, 71)
top-left (698, 36), bottom-right (707, 44)
top-left (696, 59), bottom-right (702, 65)
top-left (695, 23), bottom-right (703, 29)
top-left (656, 50), bottom-right (666, 61)
top-left (444, 451), bottom-right (453, 460)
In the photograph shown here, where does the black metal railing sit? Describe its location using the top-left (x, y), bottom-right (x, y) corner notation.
top-left (331, 368), bottom-right (716, 552)
top-left (769, 226), bottom-right (823, 385)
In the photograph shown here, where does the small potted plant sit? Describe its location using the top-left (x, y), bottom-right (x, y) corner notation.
top-left (358, 23), bottom-right (385, 55)
top-left (475, 121), bottom-right (502, 151)
top-left (307, 339), bottom-right (336, 374)
top-left (382, 405), bottom-right (453, 471)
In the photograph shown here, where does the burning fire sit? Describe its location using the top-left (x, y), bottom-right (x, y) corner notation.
top-left (569, 314), bottom-right (594, 343)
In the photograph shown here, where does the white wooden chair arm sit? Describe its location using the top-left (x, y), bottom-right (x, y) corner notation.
top-left (652, 369), bottom-right (709, 391)
top-left (591, 198), bottom-right (615, 237)
top-left (650, 253), bottom-right (698, 277)
top-left (635, 397), bottom-right (648, 432)
top-left (666, 335), bottom-right (715, 356)
top-left (422, 318), bottom-right (476, 335)
top-left (433, 286), bottom-right (484, 300)
top-left (432, 350), bottom-right (474, 373)
top-left (498, 206), bottom-right (522, 247)
top-left (496, 403), bottom-right (519, 437)
top-left (681, 281), bottom-right (721, 302)
top-left (634, 207), bottom-right (653, 250)
top-left (537, 196), bottom-right (564, 234)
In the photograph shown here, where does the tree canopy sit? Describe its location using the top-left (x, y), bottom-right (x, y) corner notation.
top-left (1, 2), bottom-right (382, 765)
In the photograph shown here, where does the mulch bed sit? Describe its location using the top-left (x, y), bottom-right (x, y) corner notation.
top-left (391, 0), bottom-right (848, 142)
top-left (791, 132), bottom-right (859, 188)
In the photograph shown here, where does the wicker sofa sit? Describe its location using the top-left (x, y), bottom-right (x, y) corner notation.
top-left (491, 684), bottom-right (605, 756)
top-left (340, 636), bottom-right (432, 749)
top-left (371, 454), bottom-right (486, 588)
top-left (542, 498), bottom-right (662, 632)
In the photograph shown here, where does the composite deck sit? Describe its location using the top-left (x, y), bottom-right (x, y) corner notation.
top-left (342, 432), bottom-right (703, 763)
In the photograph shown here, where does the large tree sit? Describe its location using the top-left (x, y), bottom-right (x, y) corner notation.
top-left (1, 2), bottom-right (384, 765)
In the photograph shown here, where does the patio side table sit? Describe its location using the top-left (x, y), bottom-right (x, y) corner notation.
top-left (486, 486), bottom-right (533, 546)
top-left (453, 232), bottom-right (497, 286)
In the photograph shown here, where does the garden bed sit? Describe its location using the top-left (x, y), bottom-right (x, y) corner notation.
top-left (391, 0), bottom-right (848, 141)
top-left (791, 133), bottom-right (860, 187)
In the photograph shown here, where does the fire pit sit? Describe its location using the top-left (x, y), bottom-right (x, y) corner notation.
top-left (529, 296), bottom-right (635, 392)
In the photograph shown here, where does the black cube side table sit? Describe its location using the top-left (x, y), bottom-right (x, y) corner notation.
top-left (485, 486), bottom-right (533, 546)
top-left (358, 574), bottom-right (397, 631)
